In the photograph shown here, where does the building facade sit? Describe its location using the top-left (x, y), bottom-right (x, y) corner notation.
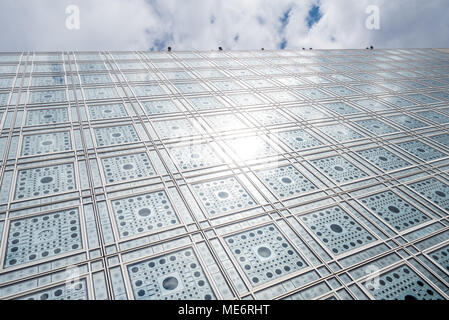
top-left (0, 48), bottom-right (449, 300)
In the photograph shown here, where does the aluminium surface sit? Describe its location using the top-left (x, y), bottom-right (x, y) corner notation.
top-left (0, 49), bottom-right (449, 300)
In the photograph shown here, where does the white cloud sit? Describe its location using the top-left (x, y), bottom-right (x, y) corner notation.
top-left (311, 0), bottom-right (449, 49)
top-left (0, 0), bottom-right (448, 51)
top-left (0, 0), bottom-right (161, 51)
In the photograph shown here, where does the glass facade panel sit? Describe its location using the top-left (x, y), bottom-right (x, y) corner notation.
top-left (0, 48), bottom-right (449, 300)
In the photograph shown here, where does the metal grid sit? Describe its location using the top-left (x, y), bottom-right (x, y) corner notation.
top-left (0, 48), bottom-right (449, 300)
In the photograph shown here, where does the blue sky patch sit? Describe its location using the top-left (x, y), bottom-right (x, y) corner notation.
top-left (150, 34), bottom-right (172, 51)
top-left (279, 7), bottom-right (292, 32)
top-left (307, 4), bottom-right (322, 28)
top-left (279, 38), bottom-right (288, 50)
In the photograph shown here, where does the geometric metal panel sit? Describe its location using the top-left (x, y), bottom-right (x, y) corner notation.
top-left (142, 100), bottom-right (179, 115)
top-left (388, 115), bottom-right (428, 129)
top-left (14, 163), bottom-right (76, 200)
top-left (88, 103), bottom-right (128, 120)
top-left (322, 102), bottom-right (360, 116)
top-left (16, 279), bottom-right (88, 300)
top-left (312, 155), bottom-right (368, 184)
top-left (31, 76), bottom-right (65, 86)
top-left (363, 265), bottom-right (443, 300)
top-left (244, 79), bottom-right (275, 88)
top-left (188, 96), bottom-right (225, 111)
top-left (358, 147), bottom-right (410, 171)
top-left (28, 90), bottom-right (67, 104)
top-left (0, 77), bottom-right (14, 88)
top-left (355, 119), bottom-right (398, 135)
top-left (264, 91), bottom-right (299, 103)
top-left (174, 83), bottom-right (207, 94)
top-left (111, 190), bottom-right (179, 238)
top-left (409, 178), bottom-right (449, 211)
top-left (152, 119), bottom-right (200, 139)
top-left (25, 107), bottom-right (69, 126)
top-left (428, 91), bottom-right (449, 101)
top-left (256, 165), bottom-right (317, 199)
top-left (132, 85), bottom-right (165, 97)
top-left (33, 63), bottom-right (62, 71)
top-left (408, 94), bottom-right (440, 105)
top-left (4, 208), bottom-right (82, 267)
top-left (351, 83), bottom-right (381, 94)
top-left (211, 80), bottom-right (243, 91)
top-left (382, 96), bottom-right (416, 108)
top-left (127, 247), bottom-right (215, 300)
top-left (417, 111), bottom-right (449, 124)
top-left (80, 74), bottom-right (111, 84)
top-left (319, 124), bottom-right (364, 141)
top-left (304, 75), bottom-right (332, 84)
top-left (354, 84), bottom-right (386, 94)
top-left (289, 106), bottom-right (329, 120)
top-left (228, 93), bottom-right (264, 106)
top-left (298, 88), bottom-right (331, 100)
top-left (360, 191), bottom-right (430, 231)
top-left (192, 177), bottom-right (255, 216)
top-left (429, 245), bottom-right (449, 272)
top-left (431, 134), bottom-right (449, 148)
top-left (397, 140), bottom-right (446, 161)
top-left (3, 49), bottom-right (449, 301)
top-left (93, 125), bottom-right (140, 147)
top-left (277, 129), bottom-right (322, 150)
top-left (354, 99), bottom-right (390, 111)
top-left (101, 152), bottom-right (155, 183)
top-left (0, 92), bottom-right (9, 105)
top-left (300, 206), bottom-right (376, 255)
top-left (21, 131), bottom-right (71, 156)
top-left (326, 86), bottom-right (358, 97)
top-left (224, 224), bottom-right (307, 286)
top-left (77, 63), bottom-right (107, 72)
top-left (248, 109), bottom-right (290, 126)
top-left (167, 143), bottom-right (223, 171)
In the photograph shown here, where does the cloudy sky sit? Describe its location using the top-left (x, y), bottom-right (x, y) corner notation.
top-left (0, 0), bottom-right (448, 51)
